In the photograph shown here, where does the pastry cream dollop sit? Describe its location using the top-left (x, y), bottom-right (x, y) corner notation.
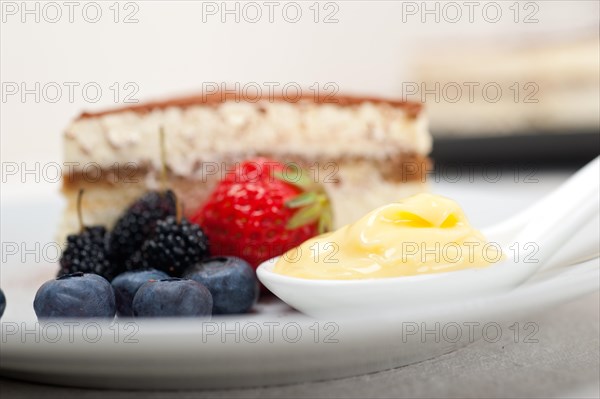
top-left (273, 193), bottom-right (499, 279)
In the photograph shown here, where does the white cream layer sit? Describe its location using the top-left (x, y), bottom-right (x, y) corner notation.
top-left (64, 100), bottom-right (431, 177)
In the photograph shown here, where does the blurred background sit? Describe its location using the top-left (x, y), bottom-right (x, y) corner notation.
top-left (1, 0), bottom-right (598, 169)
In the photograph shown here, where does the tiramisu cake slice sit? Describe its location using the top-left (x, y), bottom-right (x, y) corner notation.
top-left (59, 93), bottom-right (431, 244)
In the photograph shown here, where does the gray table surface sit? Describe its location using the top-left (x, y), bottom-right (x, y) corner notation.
top-left (1, 291), bottom-right (598, 399)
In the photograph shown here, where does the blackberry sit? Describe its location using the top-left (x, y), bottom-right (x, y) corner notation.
top-left (59, 191), bottom-right (117, 280)
top-left (122, 250), bottom-right (145, 272)
top-left (108, 190), bottom-right (176, 266)
top-left (58, 226), bottom-right (118, 280)
top-left (135, 216), bottom-right (210, 276)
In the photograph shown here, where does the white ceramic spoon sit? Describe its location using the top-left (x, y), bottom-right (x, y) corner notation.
top-left (257, 157), bottom-right (599, 317)
top-left (483, 157), bottom-right (600, 267)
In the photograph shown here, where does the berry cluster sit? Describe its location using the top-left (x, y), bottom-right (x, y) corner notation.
top-left (35, 257), bottom-right (258, 319)
top-left (43, 188), bottom-right (258, 319)
top-left (37, 156), bottom-right (329, 319)
top-left (59, 189), bottom-right (209, 279)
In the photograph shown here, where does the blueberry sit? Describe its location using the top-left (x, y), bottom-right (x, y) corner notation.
top-left (183, 256), bottom-right (258, 315)
top-left (0, 288), bottom-right (6, 319)
top-left (132, 278), bottom-right (212, 318)
top-left (33, 272), bottom-right (116, 319)
top-left (111, 269), bottom-right (169, 317)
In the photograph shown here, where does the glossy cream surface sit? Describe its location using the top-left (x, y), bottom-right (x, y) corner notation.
top-left (273, 193), bottom-right (498, 279)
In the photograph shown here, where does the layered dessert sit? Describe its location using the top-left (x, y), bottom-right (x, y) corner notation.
top-left (59, 93), bottom-right (431, 244)
top-left (415, 36), bottom-right (599, 137)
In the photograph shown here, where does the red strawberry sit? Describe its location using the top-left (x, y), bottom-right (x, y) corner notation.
top-left (190, 158), bottom-right (333, 269)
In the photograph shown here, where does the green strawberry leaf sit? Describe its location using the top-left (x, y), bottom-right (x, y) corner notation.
top-left (272, 163), bottom-right (334, 233)
top-left (318, 209), bottom-right (333, 234)
top-left (285, 192), bottom-right (318, 209)
top-left (286, 203), bottom-right (323, 229)
top-left (272, 170), bottom-right (314, 190)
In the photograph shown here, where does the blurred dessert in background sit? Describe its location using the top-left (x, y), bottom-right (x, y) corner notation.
top-left (58, 93), bottom-right (431, 243)
top-left (415, 35), bottom-right (599, 137)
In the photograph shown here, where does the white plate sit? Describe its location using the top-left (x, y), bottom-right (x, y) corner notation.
top-left (1, 178), bottom-right (598, 390)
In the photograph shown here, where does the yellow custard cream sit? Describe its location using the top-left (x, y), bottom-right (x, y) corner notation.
top-left (273, 193), bottom-right (500, 279)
